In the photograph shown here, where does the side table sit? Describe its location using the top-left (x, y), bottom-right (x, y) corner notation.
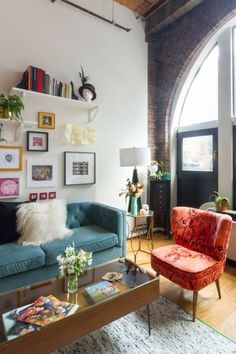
top-left (127, 211), bottom-right (154, 263)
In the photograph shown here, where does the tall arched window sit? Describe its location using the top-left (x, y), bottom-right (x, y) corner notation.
top-left (179, 45), bottom-right (218, 126)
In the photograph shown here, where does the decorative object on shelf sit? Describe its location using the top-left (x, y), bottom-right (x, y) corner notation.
top-left (70, 81), bottom-right (78, 100)
top-left (142, 204), bottom-right (149, 214)
top-left (49, 191), bottom-right (56, 199)
top-left (65, 124), bottom-right (96, 145)
top-left (27, 131), bottom-right (48, 152)
top-left (38, 112), bottom-right (55, 129)
top-left (64, 151), bottom-right (96, 185)
top-left (27, 159), bottom-right (57, 188)
top-left (0, 177), bottom-right (20, 198)
top-left (29, 193), bottom-right (38, 201)
top-left (57, 243), bottom-right (92, 294)
top-left (0, 146), bottom-right (23, 171)
top-left (119, 179), bottom-right (144, 215)
top-left (0, 94), bottom-right (24, 123)
top-left (120, 147), bottom-right (150, 211)
top-left (78, 65), bottom-right (96, 102)
top-left (209, 191), bottom-right (230, 211)
top-left (148, 160), bottom-right (158, 177)
top-left (155, 160), bottom-right (170, 180)
top-left (0, 123), bottom-right (7, 143)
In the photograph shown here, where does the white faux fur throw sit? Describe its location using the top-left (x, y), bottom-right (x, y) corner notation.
top-left (17, 199), bottom-right (72, 246)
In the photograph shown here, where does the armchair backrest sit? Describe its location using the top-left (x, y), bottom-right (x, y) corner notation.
top-left (172, 207), bottom-right (232, 262)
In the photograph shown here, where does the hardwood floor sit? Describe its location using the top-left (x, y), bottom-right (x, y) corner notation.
top-left (126, 233), bottom-right (236, 342)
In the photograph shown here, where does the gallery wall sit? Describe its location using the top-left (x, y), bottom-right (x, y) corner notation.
top-left (0, 0), bottom-right (148, 209)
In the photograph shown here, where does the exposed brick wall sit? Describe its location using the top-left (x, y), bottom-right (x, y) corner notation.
top-left (147, 0), bottom-right (236, 168)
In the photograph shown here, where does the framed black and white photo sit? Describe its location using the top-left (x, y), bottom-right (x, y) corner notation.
top-left (64, 152), bottom-right (96, 185)
top-left (27, 131), bottom-right (48, 152)
top-left (27, 159), bottom-right (57, 188)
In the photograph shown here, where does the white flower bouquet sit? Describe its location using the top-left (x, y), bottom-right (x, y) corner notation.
top-left (57, 243), bottom-right (92, 278)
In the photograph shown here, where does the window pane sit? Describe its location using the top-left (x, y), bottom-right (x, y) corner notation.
top-left (182, 135), bottom-right (213, 172)
top-left (179, 46), bottom-right (218, 126)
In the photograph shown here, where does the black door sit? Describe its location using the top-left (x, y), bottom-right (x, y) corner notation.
top-left (177, 128), bottom-right (218, 207)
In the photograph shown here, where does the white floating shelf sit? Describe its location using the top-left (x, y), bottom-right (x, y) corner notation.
top-left (10, 87), bottom-right (99, 122)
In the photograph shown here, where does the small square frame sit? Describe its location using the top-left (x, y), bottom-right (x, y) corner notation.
top-left (0, 146), bottom-right (23, 171)
top-left (64, 151), bottom-right (96, 185)
top-left (0, 177), bottom-right (21, 198)
top-left (38, 112), bottom-right (55, 129)
top-left (27, 131), bottom-right (48, 152)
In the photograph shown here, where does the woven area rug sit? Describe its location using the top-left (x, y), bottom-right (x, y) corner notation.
top-left (54, 297), bottom-right (236, 354)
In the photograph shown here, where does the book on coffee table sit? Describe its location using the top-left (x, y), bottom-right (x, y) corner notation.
top-left (85, 280), bottom-right (119, 303)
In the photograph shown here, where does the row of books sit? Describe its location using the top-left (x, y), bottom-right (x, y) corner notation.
top-left (3, 295), bottom-right (78, 341)
top-left (16, 65), bottom-right (75, 99)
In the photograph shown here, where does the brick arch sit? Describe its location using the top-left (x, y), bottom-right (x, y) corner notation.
top-left (148, 0), bottom-right (236, 167)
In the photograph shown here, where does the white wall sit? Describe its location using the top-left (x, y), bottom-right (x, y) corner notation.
top-left (0, 0), bottom-right (148, 209)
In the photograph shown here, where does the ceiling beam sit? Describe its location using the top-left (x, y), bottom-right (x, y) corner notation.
top-left (145, 0), bottom-right (205, 35)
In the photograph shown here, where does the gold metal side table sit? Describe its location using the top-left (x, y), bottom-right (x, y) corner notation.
top-left (127, 211), bottom-right (154, 263)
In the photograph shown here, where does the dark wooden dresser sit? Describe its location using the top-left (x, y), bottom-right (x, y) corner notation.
top-left (149, 179), bottom-right (171, 237)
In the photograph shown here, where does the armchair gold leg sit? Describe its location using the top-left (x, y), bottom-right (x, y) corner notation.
top-left (193, 291), bottom-right (198, 322)
top-left (215, 279), bottom-right (221, 299)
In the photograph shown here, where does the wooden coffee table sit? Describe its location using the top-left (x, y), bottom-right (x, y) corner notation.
top-left (0, 258), bottom-right (159, 354)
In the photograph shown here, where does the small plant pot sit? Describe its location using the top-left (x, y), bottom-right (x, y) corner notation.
top-left (0, 108), bottom-right (9, 119)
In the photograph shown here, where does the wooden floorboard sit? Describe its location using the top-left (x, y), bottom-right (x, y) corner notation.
top-left (126, 233), bottom-right (236, 342)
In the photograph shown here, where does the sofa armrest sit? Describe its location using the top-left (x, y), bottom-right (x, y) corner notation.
top-left (89, 202), bottom-right (126, 255)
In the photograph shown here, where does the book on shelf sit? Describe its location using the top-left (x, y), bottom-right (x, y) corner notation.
top-left (16, 65), bottom-right (79, 100)
top-left (2, 295), bottom-right (79, 341)
top-left (85, 280), bottom-right (119, 304)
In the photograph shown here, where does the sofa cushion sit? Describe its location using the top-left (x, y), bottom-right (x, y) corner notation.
top-left (17, 199), bottom-right (72, 246)
top-left (0, 243), bottom-right (45, 278)
top-left (41, 225), bottom-right (119, 265)
top-left (0, 201), bottom-right (33, 245)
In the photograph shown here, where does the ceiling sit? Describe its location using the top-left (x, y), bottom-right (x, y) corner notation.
top-left (115, 0), bottom-right (162, 17)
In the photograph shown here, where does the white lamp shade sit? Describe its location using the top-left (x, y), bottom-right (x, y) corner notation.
top-left (120, 147), bottom-right (150, 167)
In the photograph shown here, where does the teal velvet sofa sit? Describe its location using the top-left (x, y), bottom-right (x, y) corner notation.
top-left (0, 202), bottom-right (126, 293)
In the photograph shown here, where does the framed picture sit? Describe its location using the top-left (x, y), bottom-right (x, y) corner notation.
top-left (39, 192), bottom-right (47, 200)
top-left (27, 131), bottom-right (48, 152)
top-left (0, 177), bottom-right (20, 198)
top-left (49, 191), bottom-right (56, 199)
top-left (64, 152), bottom-right (96, 185)
top-left (38, 112), bottom-right (55, 129)
top-left (0, 146), bottom-right (23, 171)
top-left (27, 159), bottom-right (57, 188)
top-left (29, 193), bottom-right (38, 201)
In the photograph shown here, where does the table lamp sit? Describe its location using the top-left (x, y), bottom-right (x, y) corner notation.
top-left (120, 147), bottom-right (150, 211)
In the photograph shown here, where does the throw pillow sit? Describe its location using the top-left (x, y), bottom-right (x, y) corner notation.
top-left (0, 201), bottom-right (33, 245)
top-left (17, 199), bottom-right (72, 246)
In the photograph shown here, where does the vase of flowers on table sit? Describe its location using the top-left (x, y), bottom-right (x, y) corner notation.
top-left (57, 244), bottom-right (92, 293)
top-left (119, 179), bottom-right (144, 216)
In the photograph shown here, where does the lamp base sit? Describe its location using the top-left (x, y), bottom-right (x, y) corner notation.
top-left (128, 167), bottom-right (142, 212)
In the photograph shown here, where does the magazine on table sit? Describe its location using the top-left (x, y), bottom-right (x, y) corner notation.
top-left (85, 280), bottom-right (120, 303)
top-left (2, 295), bottom-right (79, 341)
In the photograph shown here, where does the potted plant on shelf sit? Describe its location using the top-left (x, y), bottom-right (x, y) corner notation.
top-left (0, 94), bottom-right (24, 123)
top-left (78, 65), bottom-right (97, 103)
top-left (209, 191), bottom-right (230, 211)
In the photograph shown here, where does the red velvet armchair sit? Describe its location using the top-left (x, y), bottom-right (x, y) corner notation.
top-left (151, 207), bottom-right (232, 321)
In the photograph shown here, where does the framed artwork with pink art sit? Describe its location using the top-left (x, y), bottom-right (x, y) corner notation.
top-left (0, 177), bottom-right (20, 198)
